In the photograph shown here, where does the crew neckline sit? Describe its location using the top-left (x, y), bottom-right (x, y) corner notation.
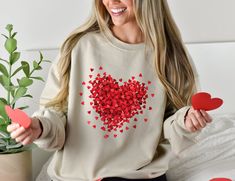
top-left (103, 30), bottom-right (146, 51)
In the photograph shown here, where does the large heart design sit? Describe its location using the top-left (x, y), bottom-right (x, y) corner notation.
top-left (89, 74), bottom-right (148, 132)
top-left (5, 105), bottom-right (32, 128)
top-left (191, 92), bottom-right (223, 111)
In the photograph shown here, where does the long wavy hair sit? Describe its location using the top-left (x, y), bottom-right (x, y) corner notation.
top-left (46, 0), bottom-right (196, 114)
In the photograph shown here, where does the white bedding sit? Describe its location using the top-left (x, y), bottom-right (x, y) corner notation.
top-left (166, 114), bottom-right (235, 181)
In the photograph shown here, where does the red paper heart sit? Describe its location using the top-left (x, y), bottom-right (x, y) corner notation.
top-left (89, 74), bottom-right (148, 132)
top-left (210, 178), bottom-right (232, 181)
top-left (5, 105), bottom-right (32, 128)
top-left (191, 92), bottom-right (223, 111)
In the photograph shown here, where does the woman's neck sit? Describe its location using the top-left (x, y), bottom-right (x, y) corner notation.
top-left (111, 23), bottom-right (144, 44)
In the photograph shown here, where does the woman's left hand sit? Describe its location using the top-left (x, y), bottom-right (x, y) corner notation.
top-left (184, 107), bottom-right (212, 132)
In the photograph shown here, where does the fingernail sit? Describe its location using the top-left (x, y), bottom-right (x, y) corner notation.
top-left (20, 126), bottom-right (25, 131)
top-left (10, 132), bottom-right (15, 138)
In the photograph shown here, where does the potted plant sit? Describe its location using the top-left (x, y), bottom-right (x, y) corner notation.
top-left (0, 24), bottom-right (50, 181)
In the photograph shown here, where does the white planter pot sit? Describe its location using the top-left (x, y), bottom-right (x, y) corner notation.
top-left (0, 150), bottom-right (32, 181)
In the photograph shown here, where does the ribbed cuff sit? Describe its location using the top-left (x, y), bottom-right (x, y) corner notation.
top-left (176, 106), bottom-right (191, 130)
top-left (34, 116), bottom-right (51, 140)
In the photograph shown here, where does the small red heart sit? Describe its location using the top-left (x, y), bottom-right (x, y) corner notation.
top-left (5, 105), bottom-right (32, 129)
top-left (191, 92), bottom-right (223, 111)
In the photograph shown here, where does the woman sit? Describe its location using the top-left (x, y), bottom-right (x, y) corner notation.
top-left (8, 0), bottom-right (212, 180)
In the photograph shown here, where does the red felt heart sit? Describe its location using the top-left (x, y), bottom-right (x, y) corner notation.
top-left (89, 74), bottom-right (148, 132)
top-left (5, 105), bottom-right (32, 128)
top-left (191, 92), bottom-right (223, 111)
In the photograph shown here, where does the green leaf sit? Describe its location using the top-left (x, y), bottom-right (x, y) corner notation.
top-left (5, 24), bottom-right (13, 33)
top-left (11, 87), bottom-right (27, 104)
top-left (0, 138), bottom-right (7, 144)
top-left (0, 143), bottom-right (35, 154)
top-left (0, 74), bottom-right (10, 87)
top-left (43, 60), bottom-right (51, 63)
top-left (0, 63), bottom-right (9, 77)
top-left (17, 106), bottom-right (29, 110)
top-left (10, 52), bottom-right (20, 65)
top-left (1, 34), bottom-right (8, 39)
top-left (11, 89), bottom-right (15, 98)
top-left (22, 94), bottom-right (33, 98)
top-left (0, 144), bottom-right (6, 151)
top-left (5, 85), bottom-right (18, 92)
top-left (1, 81), bottom-right (15, 92)
top-left (0, 101), bottom-right (8, 121)
top-left (15, 87), bottom-right (27, 97)
top-left (0, 98), bottom-right (7, 104)
top-left (19, 77), bottom-right (33, 87)
top-left (12, 32), bottom-right (17, 38)
top-left (11, 66), bottom-right (23, 77)
top-left (36, 66), bottom-right (42, 70)
top-left (0, 130), bottom-right (9, 138)
top-left (4, 38), bottom-right (17, 54)
top-left (21, 61), bottom-right (30, 77)
top-left (33, 60), bottom-right (39, 69)
top-left (39, 51), bottom-right (43, 61)
top-left (33, 60), bottom-right (42, 70)
top-left (6, 143), bottom-right (22, 149)
top-left (0, 117), bottom-right (4, 124)
top-left (31, 76), bottom-right (44, 82)
top-left (0, 58), bottom-right (9, 64)
top-left (0, 121), bottom-right (8, 132)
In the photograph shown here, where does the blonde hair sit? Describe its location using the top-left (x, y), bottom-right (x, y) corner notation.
top-left (46, 0), bottom-right (196, 113)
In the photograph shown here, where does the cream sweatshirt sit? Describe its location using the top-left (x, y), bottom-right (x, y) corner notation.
top-left (33, 31), bottom-right (200, 181)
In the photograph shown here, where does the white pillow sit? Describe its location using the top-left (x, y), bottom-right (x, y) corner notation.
top-left (166, 114), bottom-right (235, 181)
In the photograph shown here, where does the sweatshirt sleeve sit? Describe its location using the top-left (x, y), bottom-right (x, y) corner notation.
top-left (32, 58), bottom-right (67, 151)
top-left (163, 106), bottom-right (201, 155)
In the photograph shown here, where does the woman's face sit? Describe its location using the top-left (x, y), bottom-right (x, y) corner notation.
top-left (102, 0), bottom-right (137, 27)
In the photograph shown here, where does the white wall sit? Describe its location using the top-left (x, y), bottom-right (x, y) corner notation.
top-left (186, 43), bottom-right (235, 115)
top-left (168, 0), bottom-right (235, 43)
top-left (0, 0), bottom-right (92, 50)
top-left (0, 0), bottom-right (235, 180)
top-left (1, 0), bottom-right (235, 48)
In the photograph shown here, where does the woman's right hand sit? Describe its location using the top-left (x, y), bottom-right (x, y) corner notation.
top-left (7, 117), bottom-right (42, 145)
top-left (184, 107), bottom-right (212, 132)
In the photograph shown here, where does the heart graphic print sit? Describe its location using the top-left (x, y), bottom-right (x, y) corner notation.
top-left (80, 66), bottom-right (156, 139)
